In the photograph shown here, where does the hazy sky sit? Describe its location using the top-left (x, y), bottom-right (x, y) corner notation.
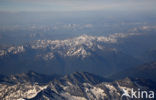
top-left (0, 0), bottom-right (156, 12)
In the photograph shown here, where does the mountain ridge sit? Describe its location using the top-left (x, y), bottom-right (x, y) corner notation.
top-left (0, 34), bottom-right (141, 75)
top-left (1, 71), bottom-right (156, 100)
top-left (110, 61), bottom-right (156, 82)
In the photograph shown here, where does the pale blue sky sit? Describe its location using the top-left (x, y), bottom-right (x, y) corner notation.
top-left (0, 0), bottom-right (156, 12)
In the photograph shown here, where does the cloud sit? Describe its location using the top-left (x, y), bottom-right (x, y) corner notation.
top-left (0, 0), bottom-right (156, 12)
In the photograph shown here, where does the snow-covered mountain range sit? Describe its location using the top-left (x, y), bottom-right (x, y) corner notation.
top-left (0, 32), bottom-right (144, 57)
top-left (0, 72), bottom-right (155, 100)
top-left (0, 33), bottom-right (142, 75)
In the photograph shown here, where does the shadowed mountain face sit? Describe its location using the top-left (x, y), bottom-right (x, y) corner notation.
top-left (0, 71), bottom-right (60, 84)
top-left (52, 72), bottom-right (111, 86)
top-left (0, 72), bottom-right (155, 100)
top-left (110, 61), bottom-right (156, 82)
top-left (0, 74), bottom-right (5, 82)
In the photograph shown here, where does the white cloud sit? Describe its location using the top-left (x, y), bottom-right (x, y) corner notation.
top-left (0, 0), bottom-right (156, 12)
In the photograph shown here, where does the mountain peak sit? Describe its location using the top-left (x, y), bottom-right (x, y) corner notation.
top-left (26, 71), bottom-right (39, 76)
top-left (76, 34), bottom-right (95, 40)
